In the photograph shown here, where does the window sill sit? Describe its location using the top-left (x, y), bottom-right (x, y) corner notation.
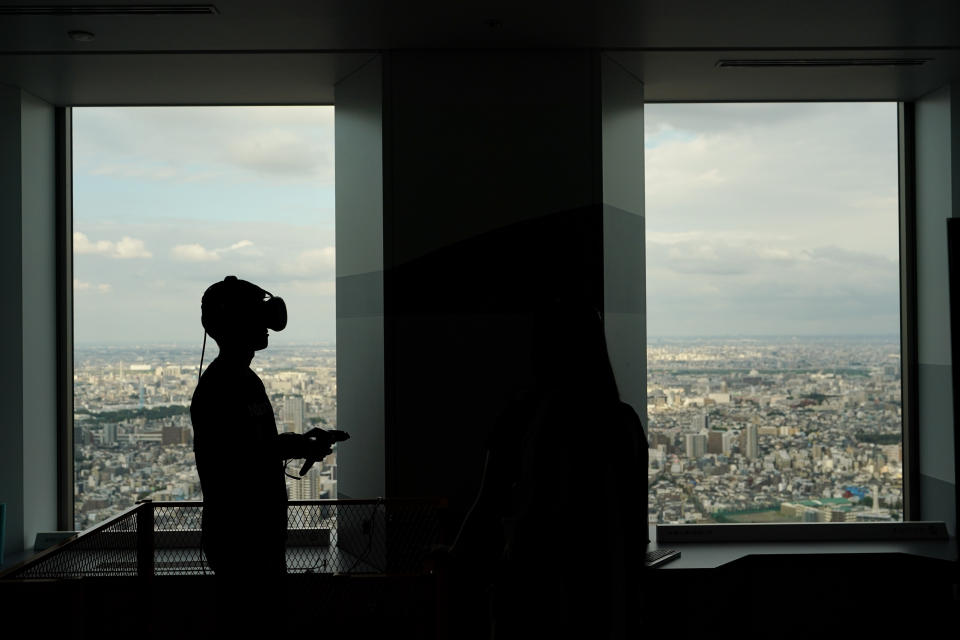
top-left (648, 523), bottom-right (957, 570)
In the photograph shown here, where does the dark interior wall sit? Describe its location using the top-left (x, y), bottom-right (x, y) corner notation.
top-left (381, 51), bottom-right (646, 510)
top-left (0, 86), bottom-right (57, 557)
top-left (19, 91), bottom-right (57, 548)
top-left (383, 52), bottom-right (597, 266)
top-left (0, 84), bottom-right (26, 558)
top-left (600, 55), bottom-right (646, 426)
top-left (335, 57), bottom-right (387, 499)
top-left (334, 51), bottom-right (647, 510)
top-left (384, 51), bottom-right (602, 506)
top-left (915, 83), bottom-right (958, 535)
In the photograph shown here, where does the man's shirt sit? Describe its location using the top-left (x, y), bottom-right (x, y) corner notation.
top-left (190, 356), bottom-right (288, 569)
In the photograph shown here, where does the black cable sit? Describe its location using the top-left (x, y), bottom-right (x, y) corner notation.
top-left (197, 330), bottom-right (208, 380)
top-left (284, 459), bottom-right (305, 480)
top-left (450, 449), bottom-right (491, 555)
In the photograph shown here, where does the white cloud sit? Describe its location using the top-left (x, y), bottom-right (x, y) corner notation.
top-left (113, 237), bottom-right (153, 258)
top-left (170, 243), bottom-right (221, 262)
top-left (224, 129), bottom-right (328, 178)
top-left (74, 106), bottom-right (335, 185)
top-left (74, 232), bottom-right (113, 255)
top-left (74, 278), bottom-right (112, 294)
top-left (170, 239), bottom-right (258, 262)
top-left (224, 240), bottom-right (254, 252)
top-left (74, 232), bottom-right (152, 258)
top-left (642, 102), bottom-right (901, 337)
top-left (644, 103), bottom-right (900, 261)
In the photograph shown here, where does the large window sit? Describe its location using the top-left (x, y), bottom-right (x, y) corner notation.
top-left (71, 107), bottom-right (336, 530)
top-left (644, 103), bottom-right (903, 525)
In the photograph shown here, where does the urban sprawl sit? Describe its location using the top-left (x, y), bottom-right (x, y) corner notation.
top-left (73, 344), bottom-right (338, 530)
top-left (73, 337), bottom-right (902, 531)
top-left (647, 336), bottom-right (902, 525)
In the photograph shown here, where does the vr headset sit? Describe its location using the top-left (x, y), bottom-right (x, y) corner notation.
top-left (197, 276), bottom-right (286, 378)
top-left (201, 275), bottom-right (287, 339)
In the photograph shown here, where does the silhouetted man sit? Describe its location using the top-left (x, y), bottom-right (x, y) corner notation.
top-left (190, 275), bottom-right (347, 631)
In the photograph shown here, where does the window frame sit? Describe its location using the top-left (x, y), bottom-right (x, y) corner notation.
top-left (55, 101), bottom-right (922, 533)
top-left (58, 104), bottom-right (340, 529)
top-left (897, 101), bottom-right (920, 521)
top-left (56, 106), bottom-right (74, 531)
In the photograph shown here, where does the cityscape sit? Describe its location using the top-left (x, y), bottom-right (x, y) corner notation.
top-left (647, 336), bottom-right (902, 525)
top-left (73, 343), bottom-right (338, 530)
top-left (73, 336), bottom-right (903, 531)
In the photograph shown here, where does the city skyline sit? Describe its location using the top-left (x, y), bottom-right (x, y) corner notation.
top-left (72, 332), bottom-right (901, 347)
top-left (72, 336), bottom-right (902, 529)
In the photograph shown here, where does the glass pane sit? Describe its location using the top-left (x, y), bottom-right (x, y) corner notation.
top-left (645, 103), bottom-right (902, 524)
top-left (72, 106), bottom-right (336, 530)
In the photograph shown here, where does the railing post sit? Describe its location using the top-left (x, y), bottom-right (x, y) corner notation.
top-left (136, 499), bottom-right (154, 578)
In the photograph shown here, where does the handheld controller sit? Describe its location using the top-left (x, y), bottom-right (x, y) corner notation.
top-left (299, 427), bottom-right (350, 476)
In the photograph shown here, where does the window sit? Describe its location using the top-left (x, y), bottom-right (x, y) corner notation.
top-left (71, 106), bottom-right (336, 530)
top-left (644, 103), bottom-right (903, 525)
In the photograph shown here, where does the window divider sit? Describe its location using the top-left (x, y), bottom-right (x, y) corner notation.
top-left (898, 101), bottom-right (920, 521)
top-left (55, 106), bottom-right (74, 531)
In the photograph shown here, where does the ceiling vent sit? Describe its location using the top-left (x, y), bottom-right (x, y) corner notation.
top-left (0, 4), bottom-right (218, 15)
top-left (717, 58), bottom-right (930, 68)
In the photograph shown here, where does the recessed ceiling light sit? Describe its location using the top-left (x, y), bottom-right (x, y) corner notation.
top-left (68, 30), bottom-right (96, 42)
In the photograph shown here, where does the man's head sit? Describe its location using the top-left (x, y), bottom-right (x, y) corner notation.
top-left (201, 276), bottom-right (286, 352)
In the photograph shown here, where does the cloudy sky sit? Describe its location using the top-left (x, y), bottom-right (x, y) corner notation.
top-left (73, 102), bottom-right (899, 344)
top-left (73, 106), bottom-right (335, 345)
top-left (644, 102), bottom-right (899, 337)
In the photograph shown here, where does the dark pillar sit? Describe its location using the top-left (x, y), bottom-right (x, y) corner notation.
top-left (335, 51), bottom-right (645, 509)
top-left (913, 83), bottom-right (960, 534)
top-left (0, 86), bottom-right (58, 560)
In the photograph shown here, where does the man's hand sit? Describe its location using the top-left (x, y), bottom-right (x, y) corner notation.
top-left (298, 428), bottom-right (350, 476)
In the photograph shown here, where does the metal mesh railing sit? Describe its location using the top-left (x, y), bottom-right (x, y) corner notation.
top-left (1, 499), bottom-right (446, 580)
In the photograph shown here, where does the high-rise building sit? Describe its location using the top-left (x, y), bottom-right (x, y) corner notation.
top-left (687, 412), bottom-right (709, 433)
top-left (284, 394), bottom-right (305, 434)
top-left (745, 424), bottom-right (759, 460)
top-left (722, 431), bottom-right (737, 456)
top-left (685, 433), bottom-right (707, 459)
top-left (707, 430), bottom-right (724, 454)
top-left (287, 466), bottom-right (322, 500)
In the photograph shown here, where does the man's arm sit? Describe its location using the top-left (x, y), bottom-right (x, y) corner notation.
top-left (276, 428), bottom-right (349, 476)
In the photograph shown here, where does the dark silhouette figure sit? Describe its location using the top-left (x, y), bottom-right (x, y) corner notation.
top-left (450, 297), bottom-right (647, 639)
top-left (190, 275), bottom-right (347, 632)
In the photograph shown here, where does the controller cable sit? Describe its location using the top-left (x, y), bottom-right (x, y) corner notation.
top-left (450, 449), bottom-right (491, 556)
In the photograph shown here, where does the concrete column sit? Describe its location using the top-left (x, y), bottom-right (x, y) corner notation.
top-left (0, 86), bottom-right (58, 559)
top-left (601, 54), bottom-right (647, 426)
top-left (334, 52), bottom-right (645, 509)
top-left (914, 83), bottom-right (960, 534)
top-left (334, 56), bottom-right (386, 499)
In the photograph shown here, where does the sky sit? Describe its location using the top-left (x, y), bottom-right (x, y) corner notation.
top-left (644, 102), bottom-right (899, 337)
top-left (73, 102), bottom-right (900, 344)
top-left (73, 106), bottom-right (336, 345)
